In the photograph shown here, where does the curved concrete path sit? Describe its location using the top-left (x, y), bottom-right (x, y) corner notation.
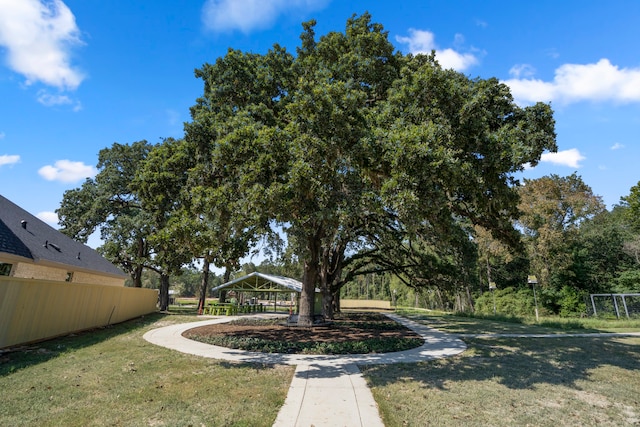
top-left (143, 313), bottom-right (467, 427)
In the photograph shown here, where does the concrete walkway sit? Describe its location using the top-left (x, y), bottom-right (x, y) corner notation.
top-left (143, 313), bottom-right (467, 427)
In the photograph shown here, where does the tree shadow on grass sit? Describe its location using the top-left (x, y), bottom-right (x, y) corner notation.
top-left (0, 313), bottom-right (167, 376)
top-left (361, 336), bottom-right (640, 391)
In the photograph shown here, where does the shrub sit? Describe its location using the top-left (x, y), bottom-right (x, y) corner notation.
top-left (474, 287), bottom-right (536, 317)
top-left (557, 285), bottom-right (587, 317)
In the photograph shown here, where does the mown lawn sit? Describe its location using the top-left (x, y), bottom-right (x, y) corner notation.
top-left (0, 313), bottom-right (294, 427)
top-left (3, 309), bottom-right (639, 426)
top-left (362, 311), bottom-right (640, 427)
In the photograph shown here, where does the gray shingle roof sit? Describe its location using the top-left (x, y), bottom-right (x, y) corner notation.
top-left (0, 215), bottom-right (32, 259)
top-left (0, 195), bottom-right (126, 278)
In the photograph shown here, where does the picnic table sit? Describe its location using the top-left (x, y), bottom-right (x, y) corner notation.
top-left (202, 302), bottom-right (265, 315)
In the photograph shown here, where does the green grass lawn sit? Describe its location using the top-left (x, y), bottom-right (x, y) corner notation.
top-left (0, 313), bottom-right (294, 427)
top-left (397, 307), bottom-right (640, 334)
top-left (363, 310), bottom-right (640, 427)
top-left (2, 308), bottom-right (639, 426)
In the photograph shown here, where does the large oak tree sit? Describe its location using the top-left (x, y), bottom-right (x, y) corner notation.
top-left (57, 140), bottom-right (189, 310)
top-left (185, 13), bottom-right (556, 325)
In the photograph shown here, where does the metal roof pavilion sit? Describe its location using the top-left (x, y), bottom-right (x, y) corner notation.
top-left (210, 271), bottom-right (305, 294)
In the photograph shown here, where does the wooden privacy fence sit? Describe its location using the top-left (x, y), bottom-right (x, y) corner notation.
top-left (0, 276), bottom-right (158, 349)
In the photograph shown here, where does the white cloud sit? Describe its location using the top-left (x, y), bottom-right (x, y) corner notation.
top-left (0, 131), bottom-right (5, 139)
top-left (544, 48), bottom-right (560, 59)
top-left (509, 64), bottom-right (536, 79)
top-left (396, 29), bottom-right (478, 72)
top-left (37, 90), bottom-right (82, 110)
top-left (0, 154), bottom-right (20, 166)
top-left (540, 148), bottom-right (585, 168)
top-left (504, 59), bottom-right (640, 105)
top-left (202, 0), bottom-right (329, 33)
top-left (36, 211), bottom-right (59, 225)
top-left (38, 159), bottom-right (96, 183)
top-left (611, 143), bottom-right (625, 150)
top-left (0, 0), bottom-right (84, 90)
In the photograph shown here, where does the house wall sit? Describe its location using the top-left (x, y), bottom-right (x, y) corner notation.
top-left (71, 270), bottom-right (125, 287)
top-left (0, 276), bottom-right (158, 349)
top-left (9, 261), bottom-right (125, 287)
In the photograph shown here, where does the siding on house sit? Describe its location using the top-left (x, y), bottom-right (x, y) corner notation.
top-left (9, 262), bottom-right (125, 286)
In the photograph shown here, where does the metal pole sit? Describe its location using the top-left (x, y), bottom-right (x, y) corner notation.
top-left (532, 284), bottom-right (539, 322)
top-left (612, 294), bottom-right (620, 319)
top-left (489, 282), bottom-right (497, 315)
top-left (492, 290), bottom-right (496, 315)
top-left (528, 276), bottom-right (539, 322)
top-left (622, 295), bottom-right (630, 319)
top-left (591, 294), bottom-right (597, 316)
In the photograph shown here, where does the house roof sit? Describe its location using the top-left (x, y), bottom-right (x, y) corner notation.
top-left (210, 272), bottom-right (307, 293)
top-left (0, 195), bottom-right (126, 278)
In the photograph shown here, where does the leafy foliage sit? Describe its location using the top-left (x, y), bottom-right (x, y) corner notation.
top-left (474, 287), bottom-right (539, 317)
top-left (516, 173), bottom-right (606, 292)
top-left (56, 14), bottom-right (640, 319)
top-left (57, 141), bottom-right (155, 288)
top-left (184, 13), bottom-right (557, 322)
top-left (621, 180), bottom-right (640, 232)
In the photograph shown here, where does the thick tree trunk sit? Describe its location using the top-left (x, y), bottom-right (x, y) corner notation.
top-left (219, 266), bottom-right (232, 303)
top-left (319, 242), bottom-right (345, 320)
top-left (299, 235), bottom-right (321, 326)
top-left (131, 264), bottom-right (143, 288)
top-left (197, 259), bottom-right (211, 314)
top-left (299, 258), bottom-right (317, 326)
top-left (331, 289), bottom-right (340, 314)
top-left (159, 273), bottom-right (170, 311)
top-left (322, 291), bottom-right (333, 320)
top-left (132, 236), bottom-right (146, 287)
top-left (319, 248), bottom-right (332, 320)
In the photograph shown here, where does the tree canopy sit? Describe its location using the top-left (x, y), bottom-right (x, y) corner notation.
top-left (57, 141), bottom-right (155, 288)
top-left (56, 14), bottom-right (640, 319)
top-left (184, 13), bottom-right (557, 324)
top-left (516, 172), bottom-right (606, 286)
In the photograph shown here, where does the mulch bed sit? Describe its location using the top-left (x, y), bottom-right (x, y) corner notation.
top-left (183, 312), bottom-right (423, 354)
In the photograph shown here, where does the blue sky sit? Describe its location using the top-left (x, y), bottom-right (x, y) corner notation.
top-left (1, 0), bottom-right (640, 241)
